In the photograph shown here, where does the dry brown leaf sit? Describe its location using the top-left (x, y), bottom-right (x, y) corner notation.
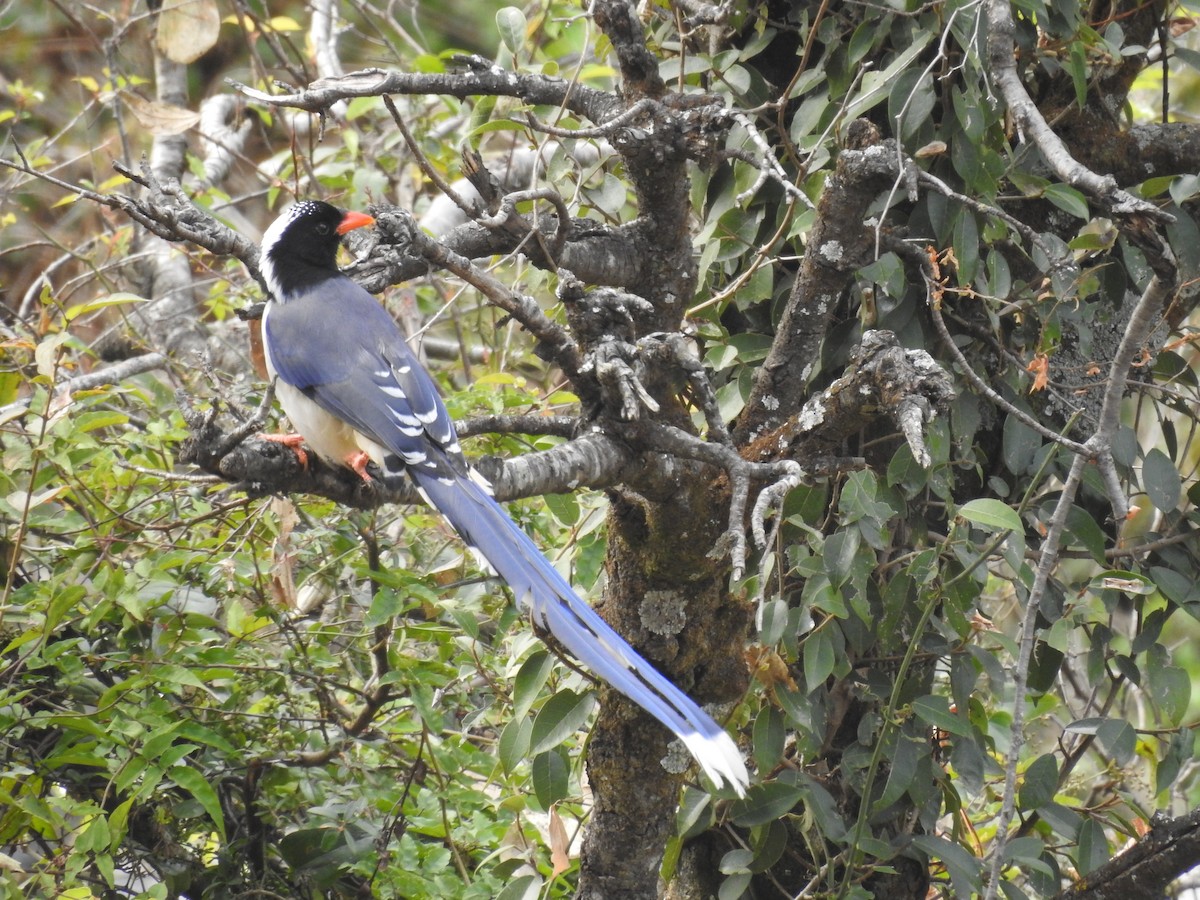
top-left (548, 806), bottom-right (571, 878)
top-left (1026, 352), bottom-right (1049, 393)
top-left (746, 645), bottom-right (798, 693)
top-left (1170, 16), bottom-right (1196, 37)
top-left (155, 0), bottom-right (221, 64)
top-left (122, 93), bottom-right (201, 136)
top-left (269, 497), bottom-right (298, 608)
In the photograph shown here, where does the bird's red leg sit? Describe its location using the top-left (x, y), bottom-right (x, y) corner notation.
top-left (345, 450), bottom-right (373, 482)
top-left (259, 433), bottom-right (309, 469)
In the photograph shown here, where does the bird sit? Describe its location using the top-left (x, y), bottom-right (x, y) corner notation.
top-left (256, 199), bottom-right (749, 796)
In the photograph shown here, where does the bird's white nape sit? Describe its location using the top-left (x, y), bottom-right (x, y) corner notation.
top-left (259, 201), bottom-right (322, 302)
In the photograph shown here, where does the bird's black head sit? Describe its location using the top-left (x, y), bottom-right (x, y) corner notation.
top-left (259, 200), bottom-right (375, 301)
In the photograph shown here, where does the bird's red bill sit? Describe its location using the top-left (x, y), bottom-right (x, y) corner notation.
top-left (337, 211), bottom-right (375, 234)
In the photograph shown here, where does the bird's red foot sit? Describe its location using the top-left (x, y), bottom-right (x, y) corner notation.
top-left (345, 450), bottom-right (373, 482)
top-left (260, 433), bottom-right (309, 469)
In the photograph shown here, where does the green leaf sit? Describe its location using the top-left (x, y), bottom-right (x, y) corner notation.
top-left (676, 786), bottom-right (714, 840)
top-left (530, 748), bottom-right (569, 807)
top-left (889, 69), bottom-right (935, 141)
top-left (1064, 506), bottom-right (1107, 563)
top-left (1039, 801), bottom-right (1083, 840)
top-left (529, 688), bottom-right (595, 755)
top-left (730, 781), bottom-right (803, 827)
top-left (800, 775), bottom-right (846, 840)
top-left (718, 872), bottom-right (752, 900)
top-left (873, 731), bottom-right (920, 811)
top-left (953, 205), bottom-right (981, 283)
top-left (1065, 718), bottom-right (1136, 765)
top-left (719, 847), bottom-right (754, 874)
top-left (498, 715), bottom-right (532, 774)
top-left (845, 29), bottom-right (934, 121)
top-left (1137, 175), bottom-right (1176, 198)
top-left (748, 818), bottom-right (789, 873)
top-left (912, 695), bottom-right (970, 737)
top-left (513, 650), bottom-right (555, 721)
top-left (956, 498), bottom-right (1022, 534)
top-left (1002, 836), bottom-right (1050, 873)
top-left (64, 291), bottom-right (148, 322)
top-left (1002, 415), bottom-right (1041, 475)
top-left (1142, 447), bottom-right (1181, 512)
top-left (496, 875), bottom-right (543, 900)
top-left (1176, 46), bottom-right (1200, 71)
top-left (759, 598), bottom-right (789, 646)
top-left (1156, 729), bottom-right (1196, 795)
top-left (823, 528), bottom-right (861, 588)
top-left (74, 411), bottom-right (129, 432)
top-left (1042, 184), bottom-right (1090, 220)
top-left (1076, 818), bottom-right (1109, 876)
top-left (495, 7), bottom-right (527, 56)
top-left (107, 798), bottom-right (134, 849)
top-left (364, 587), bottom-right (403, 628)
top-left (170, 766), bottom-right (225, 840)
top-left (1066, 41), bottom-right (1088, 109)
top-left (752, 705), bottom-right (785, 772)
top-left (802, 627), bottom-right (835, 690)
top-left (45, 584), bottom-right (87, 633)
top-left (912, 835), bottom-right (982, 896)
top-left (1145, 661), bottom-right (1190, 726)
top-left (1018, 753), bottom-right (1058, 809)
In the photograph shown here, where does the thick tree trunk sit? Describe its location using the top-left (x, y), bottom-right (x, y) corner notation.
top-left (578, 485), bottom-right (748, 897)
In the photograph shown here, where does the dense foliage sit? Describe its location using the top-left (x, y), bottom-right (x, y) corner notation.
top-left (2, 1), bottom-right (1200, 898)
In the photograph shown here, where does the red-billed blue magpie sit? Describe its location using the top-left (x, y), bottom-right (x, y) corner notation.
top-left (258, 200), bottom-right (748, 795)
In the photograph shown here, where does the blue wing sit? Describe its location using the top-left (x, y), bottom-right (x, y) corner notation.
top-left (263, 278), bottom-right (465, 476)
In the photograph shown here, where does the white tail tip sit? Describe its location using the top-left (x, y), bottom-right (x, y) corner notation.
top-left (683, 730), bottom-right (749, 797)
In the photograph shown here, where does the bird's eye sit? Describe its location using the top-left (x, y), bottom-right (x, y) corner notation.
top-left (314, 222), bottom-right (331, 236)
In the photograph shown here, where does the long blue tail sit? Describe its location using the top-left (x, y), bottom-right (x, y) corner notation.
top-left (412, 466), bottom-right (748, 795)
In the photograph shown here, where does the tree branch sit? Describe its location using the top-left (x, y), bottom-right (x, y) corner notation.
top-left (228, 57), bottom-right (620, 125)
top-left (734, 131), bottom-right (903, 444)
top-left (1055, 809), bottom-right (1200, 900)
top-left (745, 330), bottom-right (955, 469)
top-left (985, 0), bottom-right (1173, 227)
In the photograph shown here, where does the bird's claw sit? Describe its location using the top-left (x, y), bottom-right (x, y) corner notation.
top-left (259, 432), bottom-right (309, 469)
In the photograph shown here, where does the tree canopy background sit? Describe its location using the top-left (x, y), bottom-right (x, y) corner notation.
top-left (2, 1), bottom-right (1200, 898)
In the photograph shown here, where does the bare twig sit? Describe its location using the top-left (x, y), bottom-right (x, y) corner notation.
top-left (0, 352), bottom-right (169, 420)
top-left (524, 99), bottom-right (658, 138)
top-left (228, 60), bottom-right (618, 126)
top-left (979, 13), bottom-right (1182, 887)
top-left (476, 188), bottom-right (572, 260)
top-left (197, 95), bottom-right (255, 187)
top-left (916, 168), bottom-right (1062, 268)
top-left (456, 414), bottom-right (578, 440)
top-left (729, 111), bottom-right (810, 207)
